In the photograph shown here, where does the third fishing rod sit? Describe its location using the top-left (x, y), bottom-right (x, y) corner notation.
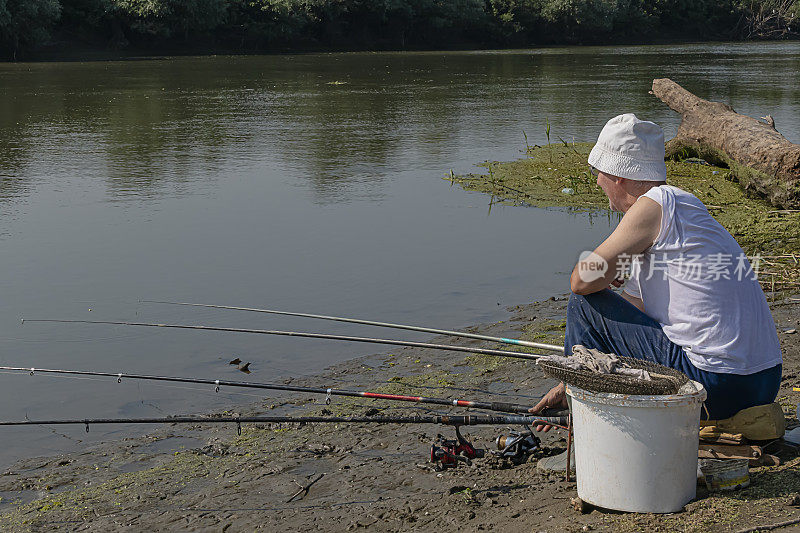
top-left (140, 299), bottom-right (565, 353)
top-left (0, 414), bottom-right (567, 430)
top-left (0, 365), bottom-right (565, 418)
top-left (22, 319), bottom-right (547, 361)
top-left (0, 413), bottom-right (570, 469)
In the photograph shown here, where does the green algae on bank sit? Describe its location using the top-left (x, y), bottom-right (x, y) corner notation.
top-left (450, 143), bottom-right (800, 290)
top-left (451, 144), bottom-right (607, 210)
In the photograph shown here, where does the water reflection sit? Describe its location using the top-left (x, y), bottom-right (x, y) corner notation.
top-left (0, 43), bottom-right (796, 207)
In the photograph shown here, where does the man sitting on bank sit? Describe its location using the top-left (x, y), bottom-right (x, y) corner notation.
top-left (533, 113), bottom-right (782, 425)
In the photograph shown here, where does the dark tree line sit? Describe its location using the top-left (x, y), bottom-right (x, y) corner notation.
top-left (0, 0), bottom-right (797, 59)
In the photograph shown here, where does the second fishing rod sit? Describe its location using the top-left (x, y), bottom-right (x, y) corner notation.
top-left (0, 365), bottom-right (566, 419)
top-left (23, 319), bottom-right (547, 361)
top-left (140, 299), bottom-right (566, 353)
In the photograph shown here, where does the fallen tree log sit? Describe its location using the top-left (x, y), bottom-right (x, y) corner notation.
top-left (651, 78), bottom-right (800, 209)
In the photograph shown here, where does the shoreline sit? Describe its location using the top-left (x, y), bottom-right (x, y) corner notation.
top-left (9, 38), bottom-right (797, 64)
top-left (0, 291), bottom-right (797, 531)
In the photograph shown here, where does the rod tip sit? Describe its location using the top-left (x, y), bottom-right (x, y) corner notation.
top-left (20, 318), bottom-right (24, 324)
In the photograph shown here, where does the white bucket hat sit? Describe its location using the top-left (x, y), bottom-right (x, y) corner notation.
top-left (588, 113), bottom-right (667, 182)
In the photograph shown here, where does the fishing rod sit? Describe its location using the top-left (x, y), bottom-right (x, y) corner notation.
top-left (0, 413), bottom-right (570, 468)
top-left (140, 299), bottom-right (565, 353)
top-left (0, 414), bottom-right (568, 431)
top-left (22, 319), bottom-right (545, 361)
top-left (0, 365), bottom-right (562, 416)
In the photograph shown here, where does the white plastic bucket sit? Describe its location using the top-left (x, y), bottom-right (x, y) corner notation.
top-left (566, 381), bottom-right (706, 513)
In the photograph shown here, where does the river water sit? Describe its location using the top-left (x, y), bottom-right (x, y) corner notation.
top-left (0, 42), bottom-right (797, 466)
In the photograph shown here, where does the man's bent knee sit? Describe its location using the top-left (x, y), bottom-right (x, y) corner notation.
top-left (567, 290), bottom-right (613, 318)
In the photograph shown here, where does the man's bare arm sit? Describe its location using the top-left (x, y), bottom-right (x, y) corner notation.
top-left (570, 197), bottom-right (661, 295)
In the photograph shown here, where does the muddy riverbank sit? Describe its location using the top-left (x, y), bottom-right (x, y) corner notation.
top-left (0, 292), bottom-right (797, 532)
top-left (0, 145), bottom-right (799, 532)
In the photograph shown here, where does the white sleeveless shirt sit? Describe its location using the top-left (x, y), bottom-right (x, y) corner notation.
top-left (623, 185), bottom-right (782, 375)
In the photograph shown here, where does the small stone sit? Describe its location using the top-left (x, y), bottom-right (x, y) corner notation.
top-left (571, 497), bottom-right (593, 514)
top-left (784, 328), bottom-right (797, 334)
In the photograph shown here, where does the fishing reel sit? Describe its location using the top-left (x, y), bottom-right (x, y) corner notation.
top-left (493, 426), bottom-right (540, 463)
top-left (430, 426), bottom-right (483, 469)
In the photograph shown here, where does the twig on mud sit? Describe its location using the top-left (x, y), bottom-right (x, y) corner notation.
top-left (735, 515), bottom-right (800, 533)
top-left (287, 473), bottom-right (325, 503)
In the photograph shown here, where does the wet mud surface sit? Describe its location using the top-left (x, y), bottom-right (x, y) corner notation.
top-left (0, 294), bottom-right (797, 532)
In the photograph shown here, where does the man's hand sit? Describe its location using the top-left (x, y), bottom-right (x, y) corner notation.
top-left (531, 382), bottom-right (568, 432)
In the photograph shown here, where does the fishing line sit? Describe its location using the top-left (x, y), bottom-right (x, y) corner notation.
top-left (39, 421), bottom-right (83, 443)
top-left (137, 380), bottom-right (165, 414)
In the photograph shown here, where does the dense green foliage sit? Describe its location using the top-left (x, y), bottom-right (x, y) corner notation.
top-left (0, 0), bottom-right (797, 59)
top-left (0, 0), bottom-right (61, 58)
